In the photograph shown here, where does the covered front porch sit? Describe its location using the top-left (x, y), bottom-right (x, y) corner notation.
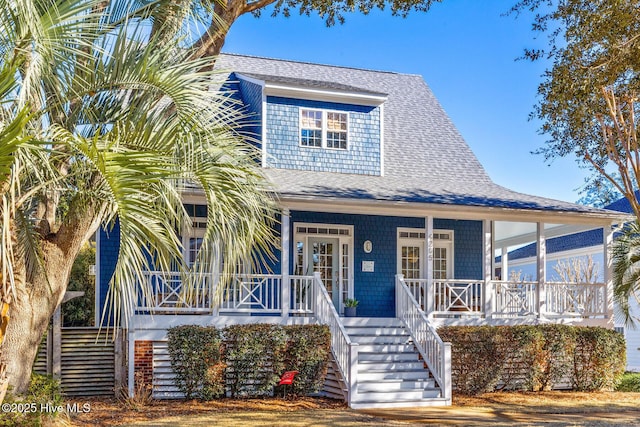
top-left (127, 205), bottom-right (620, 408)
top-left (133, 271), bottom-right (611, 326)
top-left (133, 207), bottom-right (616, 328)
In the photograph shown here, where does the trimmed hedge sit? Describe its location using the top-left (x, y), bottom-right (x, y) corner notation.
top-left (439, 325), bottom-right (625, 395)
top-left (167, 324), bottom-right (331, 399)
top-left (224, 324), bottom-right (287, 397)
top-left (283, 325), bottom-right (331, 396)
top-left (166, 325), bottom-right (224, 399)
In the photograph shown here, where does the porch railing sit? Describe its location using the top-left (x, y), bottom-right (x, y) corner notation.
top-left (403, 278), bottom-right (607, 320)
top-left (404, 279), bottom-right (484, 315)
top-left (219, 274), bottom-right (282, 313)
top-left (492, 281), bottom-right (538, 317)
top-left (545, 282), bottom-right (607, 317)
top-left (433, 280), bottom-right (483, 314)
top-left (396, 274), bottom-right (451, 403)
top-left (136, 272), bottom-right (315, 315)
top-left (289, 275), bottom-right (315, 314)
top-left (312, 272), bottom-right (357, 405)
top-left (137, 271), bottom-right (214, 312)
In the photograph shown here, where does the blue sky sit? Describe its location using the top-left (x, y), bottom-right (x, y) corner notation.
top-left (222, 0), bottom-right (589, 203)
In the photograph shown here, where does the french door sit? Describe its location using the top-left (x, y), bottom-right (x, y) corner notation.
top-left (294, 224), bottom-right (353, 314)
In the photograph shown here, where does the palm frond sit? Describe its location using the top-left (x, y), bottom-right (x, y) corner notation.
top-left (613, 221), bottom-right (640, 326)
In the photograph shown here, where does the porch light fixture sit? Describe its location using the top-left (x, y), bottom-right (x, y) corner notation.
top-left (364, 240), bottom-right (373, 253)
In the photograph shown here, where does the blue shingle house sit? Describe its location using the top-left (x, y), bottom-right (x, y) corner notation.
top-left (97, 54), bottom-right (628, 408)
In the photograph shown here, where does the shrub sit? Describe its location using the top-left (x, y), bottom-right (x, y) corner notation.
top-left (497, 326), bottom-right (545, 391)
top-left (616, 372), bottom-right (640, 392)
top-left (439, 324), bottom-right (626, 395)
top-left (224, 324), bottom-right (287, 397)
top-left (572, 326), bottom-right (626, 391)
top-left (536, 324), bottom-right (576, 390)
top-left (283, 325), bottom-right (331, 396)
top-left (166, 324), bottom-right (331, 399)
top-left (438, 326), bottom-right (505, 394)
top-left (167, 325), bottom-right (224, 400)
top-left (2, 373), bottom-right (66, 426)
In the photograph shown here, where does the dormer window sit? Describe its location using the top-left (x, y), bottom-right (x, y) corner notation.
top-left (300, 109), bottom-right (348, 150)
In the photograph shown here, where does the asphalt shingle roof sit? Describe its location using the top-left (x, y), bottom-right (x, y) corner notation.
top-left (237, 72), bottom-right (387, 96)
top-left (216, 53), bottom-right (623, 217)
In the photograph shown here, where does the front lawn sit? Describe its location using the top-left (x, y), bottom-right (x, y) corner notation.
top-left (67, 392), bottom-right (640, 426)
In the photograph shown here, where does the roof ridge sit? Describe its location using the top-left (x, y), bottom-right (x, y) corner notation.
top-left (220, 52), bottom-right (422, 77)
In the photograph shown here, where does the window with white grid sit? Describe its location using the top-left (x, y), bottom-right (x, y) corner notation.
top-left (300, 109), bottom-right (322, 147)
top-left (300, 109), bottom-right (348, 149)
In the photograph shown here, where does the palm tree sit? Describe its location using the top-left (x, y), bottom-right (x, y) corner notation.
top-left (613, 221), bottom-right (640, 326)
top-left (0, 0), bottom-right (276, 393)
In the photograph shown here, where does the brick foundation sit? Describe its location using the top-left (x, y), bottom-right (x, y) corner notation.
top-left (134, 340), bottom-right (153, 389)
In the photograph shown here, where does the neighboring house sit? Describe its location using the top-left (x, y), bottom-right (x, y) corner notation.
top-left (502, 193), bottom-right (639, 371)
top-left (96, 54), bottom-right (628, 408)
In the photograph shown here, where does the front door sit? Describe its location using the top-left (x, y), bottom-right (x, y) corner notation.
top-left (308, 237), bottom-right (341, 311)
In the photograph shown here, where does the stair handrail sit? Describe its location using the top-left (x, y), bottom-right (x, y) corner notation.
top-left (396, 274), bottom-right (452, 403)
top-left (312, 272), bottom-right (358, 405)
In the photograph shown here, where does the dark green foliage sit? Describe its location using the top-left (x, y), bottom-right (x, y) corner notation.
top-left (613, 221), bottom-right (640, 326)
top-left (438, 326), bottom-right (504, 395)
top-left (1, 373), bottom-right (65, 426)
top-left (439, 325), bottom-right (626, 395)
top-left (282, 325), bottom-right (331, 396)
top-left (63, 243), bottom-right (95, 327)
top-left (166, 324), bottom-right (331, 399)
top-left (166, 325), bottom-right (224, 400)
top-left (513, 0), bottom-right (640, 205)
top-left (536, 324), bottom-right (576, 391)
top-left (573, 326), bottom-right (626, 391)
top-left (257, 0), bottom-right (441, 26)
top-left (224, 324), bottom-right (287, 397)
top-left (615, 372), bottom-right (640, 392)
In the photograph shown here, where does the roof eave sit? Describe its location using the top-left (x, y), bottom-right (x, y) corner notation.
top-left (278, 194), bottom-right (631, 226)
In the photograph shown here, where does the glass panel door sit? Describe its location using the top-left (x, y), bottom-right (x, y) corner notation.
top-left (400, 245), bottom-right (423, 279)
top-left (308, 237), bottom-right (341, 312)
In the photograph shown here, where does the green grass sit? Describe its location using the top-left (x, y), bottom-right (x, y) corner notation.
top-left (616, 372), bottom-right (640, 392)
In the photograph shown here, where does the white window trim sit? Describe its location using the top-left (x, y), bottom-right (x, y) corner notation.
top-left (293, 223), bottom-right (354, 305)
top-left (299, 108), bottom-right (349, 150)
top-left (433, 230), bottom-right (454, 280)
top-left (397, 228), bottom-right (454, 280)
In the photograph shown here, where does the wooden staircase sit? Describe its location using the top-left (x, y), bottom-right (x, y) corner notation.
top-left (341, 317), bottom-right (447, 409)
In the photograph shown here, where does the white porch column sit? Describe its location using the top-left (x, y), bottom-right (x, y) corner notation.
top-left (425, 216), bottom-right (434, 315)
top-left (604, 224), bottom-right (615, 328)
top-left (483, 220), bottom-right (494, 318)
top-left (537, 222), bottom-right (546, 318)
top-left (281, 209), bottom-right (291, 318)
top-left (501, 247), bottom-right (509, 280)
